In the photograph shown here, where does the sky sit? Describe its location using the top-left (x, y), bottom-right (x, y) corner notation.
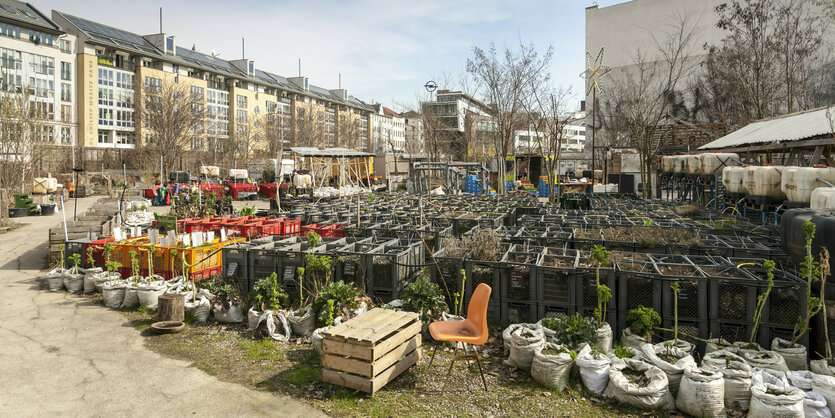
top-left (31, 0), bottom-right (627, 112)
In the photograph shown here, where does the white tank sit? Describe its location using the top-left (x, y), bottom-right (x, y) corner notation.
top-left (684, 155), bottom-right (702, 175)
top-left (33, 177), bottom-right (57, 194)
top-left (723, 166), bottom-right (747, 194)
top-left (811, 187), bottom-right (835, 209)
top-left (672, 156), bottom-right (687, 174)
top-left (661, 156), bottom-right (676, 173)
top-left (293, 174), bottom-right (312, 188)
top-left (744, 166), bottom-right (786, 198)
top-left (229, 169), bottom-right (249, 180)
top-left (701, 153), bottom-right (739, 175)
top-left (783, 167), bottom-right (835, 203)
top-left (200, 165), bottom-right (220, 177)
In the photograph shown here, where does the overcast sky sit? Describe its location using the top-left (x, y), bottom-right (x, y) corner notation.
top-left (32, 0), bottom-right (626, 111)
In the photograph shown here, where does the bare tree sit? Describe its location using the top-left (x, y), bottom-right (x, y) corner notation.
top-left (229, 113), bottom-right (265, 168)
top-left (603, 13), bottom-right (697, 198)
top-left (522, 85), bottom-right (575, 203)
top-left (136, 78), bottom-right (204, 176)
top-left (0, 82), bottom-right (52, 219)
top-left (292, 105), bottom-right (327, 148)
top-left (467, 42), bottom-right (553, 194)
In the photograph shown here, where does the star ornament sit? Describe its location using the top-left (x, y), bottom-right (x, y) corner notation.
top-left (581, 48), bottom-right (611, 95)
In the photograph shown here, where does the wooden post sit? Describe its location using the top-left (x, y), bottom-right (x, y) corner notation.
top-left (157, 293), bottom-right (185, 322)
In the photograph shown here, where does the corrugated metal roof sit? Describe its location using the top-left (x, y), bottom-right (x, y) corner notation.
top-left (699, 106), bottom-right (835, 150)
top-left (290, 147), bottom-right (373, 157)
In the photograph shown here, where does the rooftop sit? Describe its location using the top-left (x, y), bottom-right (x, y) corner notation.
top-left (699, 106), bottom-right (835, 150)
top-left (0, 0), bottom-right (60, 33)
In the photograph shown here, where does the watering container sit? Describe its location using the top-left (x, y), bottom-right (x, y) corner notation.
top-left (780, 208), bottom-right (835, 275)
top-left (200, 165), bottom-right (220, 177)
top-left (744, 166), bottom-right (785, 198)
top-left (661, 156), bottom-right (675, 173)
top-left (782, 166), bottom-right (835, 203)
top-left (33, 177), bottom-right (58, 194)
top-left (672, 156), bottom-right (687, 174)
top-left (229, 169), bottom-right (248, 180)
top-left (700, 153), bottom-right (739, 175)
top-left (684, 154), bottom-right (702, 175)
top-left (722, 166), bottom-right (747, 194)
top-left (811, 187), bottom-right (835, 209)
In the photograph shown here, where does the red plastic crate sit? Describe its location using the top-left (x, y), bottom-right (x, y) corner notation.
top-left (227, 183), bottom-right (257, 200)
top-left (143, 188), bottom-right (157, 199)
top-left (258, 183), bottom-right (277, 199)
top-left (280, 218), bottom-right (301, 236)
top-left (84, 238), bottom-right (116, 268)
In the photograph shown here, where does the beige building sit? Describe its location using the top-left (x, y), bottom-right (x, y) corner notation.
top-left (50, 11), bottom-right (372, 156)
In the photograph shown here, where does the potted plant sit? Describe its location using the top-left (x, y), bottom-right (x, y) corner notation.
top-left (773, 221), bottom-right (821, 371)
top-left (47, 244), bottom-right (66, 291)
top-left (122, 250), bottom-right (142, 308)
top-left (94, 243), bottom-right (121, 292)
top-left (400, 277), bottom-right (446, 329)
top-left (590, 244), bottom-right (613, 354)
top-left (101, 260), bottom-right (126, 308)
top-left (213, 283), bottom-right (243, 323)
top-left (313, 280), bottom-right (359, 328)
top-left (624, 305), bottom-right (661, 348)
top-left (248, 272), bottom-right (288, 331)
top-left (83, 247), bottom-right (103, 293)
top-left (63, 253), bottom-right (84, 293)
top-left (653, 282), bottom-right (693, 354)
top-left (137, 243), bottom-right (166, 309)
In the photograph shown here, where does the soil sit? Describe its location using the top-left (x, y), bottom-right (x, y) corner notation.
top-left (612, 252), bottom-right (650, 262)
top-left (700, 266), bottom-right (740, 278)
top-left (542, 256), bottom-right (574, 268)
top-left (658, 353), bottom-right (680, 364)
top-left (509, 254), bottom-right (536, 264)
top-left (622, 367), bottom-right (650, 387)
top-left (658, 264), bottom-right (696, 277)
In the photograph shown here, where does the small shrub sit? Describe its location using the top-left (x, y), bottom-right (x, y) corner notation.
top-left (250, 272), bottom-right (288, 312)
top-left (549, 313), bottom-right (598, 350)
top-left (627, 305), bottom-right (661, 341)
top-left (613, 343), bottom-right (636, 359)
top-left (401, 277), bottom-right (447, 324)
top-left (313, 280), bottom-right (357, 327)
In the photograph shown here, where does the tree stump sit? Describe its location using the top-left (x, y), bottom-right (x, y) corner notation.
top-left (157, 293), bottom-right (185, 322)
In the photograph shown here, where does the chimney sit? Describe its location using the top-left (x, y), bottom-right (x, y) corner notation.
top-left (230, 59), bottom-right (254, 76)
top-left (143, 33), bottom-right (176, 55)
top-left (288, 76), bottom-right (309, 91)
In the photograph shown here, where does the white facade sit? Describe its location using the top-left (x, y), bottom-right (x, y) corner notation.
top-left (403, 113), bottom-right (424, 153)
top-left (513, 111), bottom-right (586, 154)
top-left (421, 90), bottom-right (491, 133)
top-left (0, 13), bottom-right (77, 146)
top-left (370, 104), bottom-right (405, 153)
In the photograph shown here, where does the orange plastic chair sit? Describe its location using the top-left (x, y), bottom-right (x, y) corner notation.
top-left (427, 283), bottom-right (492, 390)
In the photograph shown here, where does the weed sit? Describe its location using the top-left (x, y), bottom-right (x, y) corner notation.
top-left (285, 365), bottom-right (319, 387)
top-left (239, 339), bottom-right (285, 362)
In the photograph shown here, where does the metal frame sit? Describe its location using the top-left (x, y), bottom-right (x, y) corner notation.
top-left (427, 341), bottom-right (488, 391)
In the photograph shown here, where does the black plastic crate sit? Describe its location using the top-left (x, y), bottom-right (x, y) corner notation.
top-left (222, 246), bottom-right (250, 284)
top-left (760, 324), bottom-right (809, 351)
top-left (465, 260), bottom-right (501, 302)
top-left (499, 251), bottom-right (540, 301)
top-left (65, 239), bottom-right (90, 268)
top-left (333, 242), bottom-right (383, 291)
top-left (537, 303), bottom-right (574, 320)
top-left (617, 259), bottom-right (662, 336)
top-left (711, 320), bottom-right (753, 345)
top-left (430, 248), bottom-right (469, 311)
top-left (655, 262), bottom-right (708, 323)
top-left (368, 288), bottom-right (400, 305)
top-left (659, 318), bottom-right (709, 354)
top-left (370, 245), bottom-right (420, 290)
top-left (536, 253), bottom-right (578, 307)
top-left (501, 300), bottom-right (537, 327)
top-left (702, 265), bottom-right (758, 323)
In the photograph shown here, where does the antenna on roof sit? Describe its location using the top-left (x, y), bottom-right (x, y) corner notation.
top-left (339, 73), bottom-right (341, 89)
top-left (191, 43), bottom-right (196, 51)
top-left (298, 58), bottom-right (301, 77)
top-left (241, 37), bottom-right (245, 59)
top-left (159, 7), bottom-right (163, 34)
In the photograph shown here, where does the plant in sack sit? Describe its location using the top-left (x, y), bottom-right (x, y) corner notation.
top-left (700, 350), bottom-right (753, 411)
top-left (401, 277), bottom-right (446, 328)
top-left (101, 260), bottom-right (126, 309)
top-left (590, 244), bottom-right (613, 354)
top-left (602, 358), bottom-right (675, 411)
top-left (137, 244), bottom-right (166, 310)
top-left (63, 253), bottom-right (84, 293)
top-left (121, 250), bottom-right (142, 308)
top-left (749, 373), bottom-right (805, 418)
top-left (83, 247), bottom-right (102, 293)
top-left (656, 281), bottom-right (693, 354)
top-left (313, 280), bottom-right (357, 328)
top-left (774, 221), bottom-right (822, 371)
top-left (576, 344), bottom-right (611, 395)
top-left (531, 342), bottom-right (575, 391)
top-left (811, 373), bottom-right (835, 414)
top-left (248, 273), bottom-right (291, 340)
top-left (213, 284), bottom-right (243, 323)
top-left (94, 243), bottom-right (121, 292)
top-left (624, 305), bottom-right (660, 347)
top-left (675, 367), bottom-right (725, 417)
top-left (738, 260), bottom-right (791, 373)
top-left (550, 313), bottom-right (599, 351)
top-left (47, 243), bottom-right (66, 291)
top-left (503, 325), bottom-right (545, 372)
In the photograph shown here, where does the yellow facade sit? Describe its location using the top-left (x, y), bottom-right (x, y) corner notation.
top-left (76, 53), bottom-right (98, 147)
top-left (135, 66), bottom-right (208, 148)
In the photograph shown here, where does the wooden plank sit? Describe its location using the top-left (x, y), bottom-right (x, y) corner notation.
top-left (371, 320), bottom-right (421, 361)
top-left (371, 348), bottom-right (421, 394)
top-left (322, 333), bottom-right (421, 378)
top-left (322, 308), bottom-right (386, 340)
top-left (365, 312), bottom-right (419, 344)
top-left (336, 309), bottom-right (397, 343)
top-left (322, 347), bottom-right (421, 394)
top-left (322, 338), bottom-right (373, 361)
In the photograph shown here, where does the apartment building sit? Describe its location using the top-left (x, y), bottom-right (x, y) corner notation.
top-left (0, 0), bottom-right (77, 145)
top-left (420, 90), bottom-right (496, 159)
top-left (400, 110), bottom-right (424, 154)
top-left (369, 103), bottom-right (405, 153)
top-left (49, 11), bottom-right (372, 153)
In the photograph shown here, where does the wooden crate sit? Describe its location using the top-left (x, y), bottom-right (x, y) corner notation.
top-left (321, 308), bottom-right (421, 394)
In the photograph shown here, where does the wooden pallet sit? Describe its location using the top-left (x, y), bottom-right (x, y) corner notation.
top-left (321, 308), bottom-right (421, 394)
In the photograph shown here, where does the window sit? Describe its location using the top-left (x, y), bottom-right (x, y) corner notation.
top-left (115, 132), bottom-right (135, 145)
top-left (1, 23), bottom-right (20, 39)
top-left (237, 124), bottom-right (247, 136)
top-left (191, 86), bottom-right (204, 100)
top-left (61, 127), bottom-right (71, 144)
top-left (191, 137), bottom-right (204, 150)
top-left (61, 83), bottom-right (71, 102)
top-left (98, 130), bottom-right (111, 144)
top-left (60, 105), bottom-right (71, 122)
top-left (236, 109), bottom-right (247, 123)
top-left (297, 107), bottom-right (305, 118)
top-left (60, 62), bottom-right (71, 80)
top-left (266, 101), bottom-right (276, 113)
top-left (236, 95), bottom-right (247, 109)
top-left (98, 108), bottom-right (113, 126)
top-left (59, 39), bottom-right (71, 53)
top-left (144, 76), bottom-right (161, 94)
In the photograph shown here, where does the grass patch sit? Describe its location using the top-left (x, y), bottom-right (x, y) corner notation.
top-left (285, 365), bottom-right (319, 387)
top-left (239, 339), bottom-right (284, 362)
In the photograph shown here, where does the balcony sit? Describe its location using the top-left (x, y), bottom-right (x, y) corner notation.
top-left (96, 56), bottom-right (136, 71)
